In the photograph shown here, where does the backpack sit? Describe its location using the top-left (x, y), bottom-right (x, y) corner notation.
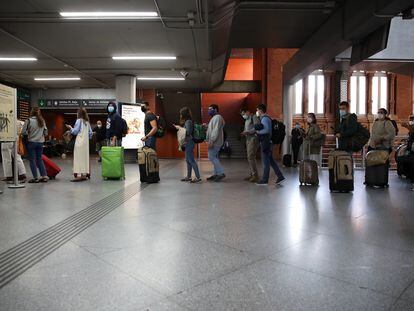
top-left (193, 123), bottom-right (206, 143)
top-left (121, 118), bottom-right (128, 137)
top-left (390, 119), bottom-right (399, 136)
top-left (269, 118), bottom-right (286, 145)
top-left (155, 116), bottom-right (166, 138)
top-left (350, 122), bottom-right (370, 152)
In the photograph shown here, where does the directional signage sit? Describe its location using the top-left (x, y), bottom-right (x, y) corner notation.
top-left (38, 99), bottom-right (115, 109)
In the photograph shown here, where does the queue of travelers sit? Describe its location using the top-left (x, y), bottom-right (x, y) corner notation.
top-left (1, 101), bottom-right (414, 190)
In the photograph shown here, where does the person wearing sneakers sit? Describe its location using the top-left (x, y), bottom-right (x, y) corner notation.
top-left (206, 104), bottom-right (226, 182)
top-left (21, 108), bottom-right (48, 183)
top-left (178, 106), bottom-right (201, 183)
top-left (240, 108), bottom-right (260, 182)
top-left (255, 104), bottom-right (285, 185)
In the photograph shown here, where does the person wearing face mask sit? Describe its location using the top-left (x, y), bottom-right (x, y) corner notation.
top-left (93, 120), bottom-right (106, 162)
top-left (368, 108), bottom-right (396, 153)
top-left (106, 102), bottom-right (123, 147)
top-left (240, 108), bottom-right (260, 182)
top-left (303, 113), bottom-right (324, 166)
top-left (291, 122), bottom-right (304, 166)
top-left (254, 104), bottom-right (285, 185)
top-left (335, 101), bottom-right (358, 151)
top-left (140, 102), bottom-right (158, 150)
top-left (206, 104), bottom-right (226, 182)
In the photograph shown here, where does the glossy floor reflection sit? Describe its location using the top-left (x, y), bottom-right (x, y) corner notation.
top-left (0, 158), bottom-right (413, 310)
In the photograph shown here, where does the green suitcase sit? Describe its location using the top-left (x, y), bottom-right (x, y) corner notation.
top-left (101, 146), bottom-right (125, 180)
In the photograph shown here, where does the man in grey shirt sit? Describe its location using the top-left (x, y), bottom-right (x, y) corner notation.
top-left (206, 104), bottom-right (225, 182)
top-left (240, 108), bottom-right (260, 182)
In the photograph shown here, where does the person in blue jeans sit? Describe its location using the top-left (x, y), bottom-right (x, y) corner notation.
top-left (21, 108), bottom-right (48, 183)
top-left (255, 104), bottom-right (285, 185)
top-left (141, 102), bottom-right (158, 150)
top-left (206, 104), bottom-right (226, 182)
top-left (177, 107), bottom-right (201, 183)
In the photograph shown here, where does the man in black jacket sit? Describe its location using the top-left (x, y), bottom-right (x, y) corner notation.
top-left (106, 102), bottom-right (123, 146)
top-left (336, 101), bottom-right (358, 151)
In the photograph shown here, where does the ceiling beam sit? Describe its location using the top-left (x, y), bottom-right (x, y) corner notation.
top-left (283, 0), bottom-right (414, 84)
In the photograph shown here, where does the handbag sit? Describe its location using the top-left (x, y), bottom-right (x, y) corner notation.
top-left (22, 119), bottom-right (30, 146)
top-left (17, 136), bottom-right (26, 155)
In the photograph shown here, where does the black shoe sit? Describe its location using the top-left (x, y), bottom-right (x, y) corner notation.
top-left (206, 175), bottom-right (217, 181)
top-left (256, 180), bottom-right (268, 185)
top-left (275, 177), bottom-right (286, 185)
top-left (28, 178), bottom-right (39, 183)
top-left (214, 174), bottom-right (226, 182)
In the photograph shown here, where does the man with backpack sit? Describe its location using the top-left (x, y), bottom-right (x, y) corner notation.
top-left (206, 104), bottom-right (226, 182)
top-left (140, 102), bottom-right (158, 150)
top-left (240, 108), bottom-right (260, 182)
top-left (255, 104), bottom-right (285, 185)
top-left (369, 108), bottom-right (396, 153)
top-left (336, 101), bottom-right (369, 152)
top-left (106, 102), bottom-right (124, 147)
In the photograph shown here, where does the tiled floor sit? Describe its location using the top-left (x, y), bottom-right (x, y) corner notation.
top-left (0, 157), bottom-right (414, 310)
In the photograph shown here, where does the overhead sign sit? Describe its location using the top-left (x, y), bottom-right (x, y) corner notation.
top-left (38, 99), bottom-right (115, 109)
top-left (0, 83), bottom-right (17, 142)
top-left (121, 104), bottom-right (145, 149)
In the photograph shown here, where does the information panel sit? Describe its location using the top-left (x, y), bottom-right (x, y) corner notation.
top-left (38, 99), bottom-right (114, 109)
top-left (0, 83), bottom-right (16, 142)
top-left (121, 104), bottom-right (145, 149)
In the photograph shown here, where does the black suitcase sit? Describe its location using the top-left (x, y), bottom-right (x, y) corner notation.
top-left (283, 154), bottom-right (292, 167)
top-left (328, 150), bottom-right (354, 192)
top-left (138, 147), bottom-right (160, 183)
top-left (139, 164), bottom-right (160, 183)
top-left (365, 162), bottom-right (389, 187)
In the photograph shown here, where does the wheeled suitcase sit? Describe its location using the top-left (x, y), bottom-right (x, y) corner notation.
top-left (138, 147), bottom-right (160, 183)
top-left (283, 154), bottom-right (292, 167)
top-left (328, 150), bottom-right (354, 192)
top-left (299, 159), bottom-right (319, 185)
top-left (365, 162), bottom-right (389, 187)
top-left (41, 154), bottom-right (61, 179)
top-left (299, 142), bottom-right (319, 185)
top-left (365, 150), bottom-right (389, 187)
top-left (101, 146), bottom-right (125, 180)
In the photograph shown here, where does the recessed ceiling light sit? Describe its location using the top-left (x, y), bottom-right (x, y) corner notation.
top-left (60, 12), bottom-right (158, 19)
top-left (34, 77), bottom-right (81, 81)
top-left (0, 57), bottom-right (37, 61)
top-left (112, 56), bottom-right (176, 60)
top-left (137, 77), bottom-right (185, 81)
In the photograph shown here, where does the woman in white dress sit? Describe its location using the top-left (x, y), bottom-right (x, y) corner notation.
top-left (66, 108), bottom-right (92, 182)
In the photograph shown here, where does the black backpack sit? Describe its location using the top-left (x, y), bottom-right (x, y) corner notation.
top-left (121, 118), bottom-right (128, 137)
top-left (155, 116), bottom-right (166, 138)
top-left (270, 118), bottom-right (286, 145)
top-left (390, 119), bottom-right (399, 136)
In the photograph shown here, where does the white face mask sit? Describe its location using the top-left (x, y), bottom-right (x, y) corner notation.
top-left (409, 120), bottom-right (414, 126)
top-left (256, 111), bottom-right (260, 117)
top-left (377, 113), bottom-right (385, 120)
top-left (307, 117), bottom-right (313, 123)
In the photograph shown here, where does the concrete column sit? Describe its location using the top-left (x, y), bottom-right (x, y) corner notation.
top-left (115, 75), bottom-right (136, 103)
